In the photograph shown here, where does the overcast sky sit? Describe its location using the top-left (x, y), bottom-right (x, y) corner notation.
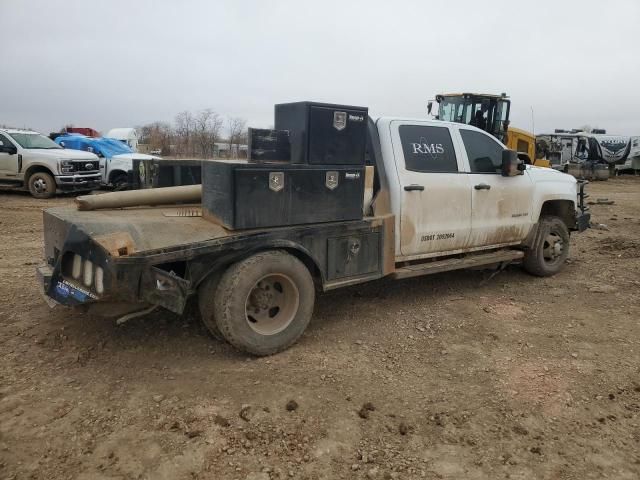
top-left (1, 0), bottom-right (639, 136)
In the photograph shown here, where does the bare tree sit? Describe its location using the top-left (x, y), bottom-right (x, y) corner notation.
top-left (138, 121), bottom-right (173, 155)
top-left (174, 110), bottom-right (195, 157)
top-left (227, 117), bottom-right (247, 158)
top-left (194, 109), bottom-right (224, 158)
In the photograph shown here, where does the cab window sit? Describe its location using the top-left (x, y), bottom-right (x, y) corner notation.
top-left (399, 125), bottom-right (458, 173)
top-left (460, 129), bottom-right (503, 173)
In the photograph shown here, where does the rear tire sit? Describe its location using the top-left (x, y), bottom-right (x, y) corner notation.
top-left (198, 272), bottom-right (224, 340)
top-left (28, 171), bottom-right (56, 199)
top-left (210, 250), bottom-right (315, 356)
top-left (523, 215), bottom-right (570, 277)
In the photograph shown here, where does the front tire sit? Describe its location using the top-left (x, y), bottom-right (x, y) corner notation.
top-left (523, 216), bottom-right (570, 277)
top-left (28, 171), bottom-right (56, 199)
top-left (208, 250), bottom-right (315, 356)
top-left (111, 172), bottom-right (129, 191)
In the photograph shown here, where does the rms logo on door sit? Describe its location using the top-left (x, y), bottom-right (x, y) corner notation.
top-left (410, 143), bottom-right (445, 155)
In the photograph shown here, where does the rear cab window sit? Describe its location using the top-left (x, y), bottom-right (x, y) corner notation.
top-left (398, 125), bottom-right (458, 173)
top-left (459, 129), bottom-right (504, 173)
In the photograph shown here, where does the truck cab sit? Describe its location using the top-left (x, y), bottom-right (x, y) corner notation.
top-left (374, 118), bottom-right (580, 259)
top-left (0, 129), bottom-right (101, 198)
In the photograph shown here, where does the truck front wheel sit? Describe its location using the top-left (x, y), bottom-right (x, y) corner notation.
top-left (111, 172), bottom-right (129, 191)
top-left (205, 250), bottom-right (315, 356)
top-left (523, 216), bottom-right (570, 277)
top-left (28, 171), bottom-right (56, 199)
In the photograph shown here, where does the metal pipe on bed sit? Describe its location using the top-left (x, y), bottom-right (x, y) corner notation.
top-left (75, 185), bottom-right (202, 211)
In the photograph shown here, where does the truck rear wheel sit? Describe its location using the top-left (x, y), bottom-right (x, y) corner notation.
top-left (210, 250), bottom-right (315, 356)
top-left (198, 273), bottom-right (224, 340)
top-left (523, 215), bottom-right (570, 277)
top-left (28, 171), bottom-right (55, 199)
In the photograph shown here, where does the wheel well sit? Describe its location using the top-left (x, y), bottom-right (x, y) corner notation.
top-left (193, 246), bottom-right (324, 293)
top-left (109, 169), bottom-right (127, 183)
top-left (280, 247), bottom-right (323, 289)
top-left (24, 165), bottom-right (54, 182)
top-left (540, 200), bottom-right (575, 229)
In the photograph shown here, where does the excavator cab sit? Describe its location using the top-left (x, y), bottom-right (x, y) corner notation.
top-left (428, 92), bottom-right (549, 167)
top-left (429, 93), bottom-right (511, 143)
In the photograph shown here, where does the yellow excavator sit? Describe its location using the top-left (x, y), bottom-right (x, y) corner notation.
top-left (428, 93), bottom-right (550, 167)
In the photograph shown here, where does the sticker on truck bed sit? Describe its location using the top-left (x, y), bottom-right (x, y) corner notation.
top-left (421, 232), bottom-right (455, 241)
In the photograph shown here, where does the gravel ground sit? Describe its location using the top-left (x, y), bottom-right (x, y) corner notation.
top-left (0, 177), bottom-right (639, 480)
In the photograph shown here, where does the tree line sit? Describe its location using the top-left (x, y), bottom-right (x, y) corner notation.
top-left (137, 109), bottom-right (247, 158)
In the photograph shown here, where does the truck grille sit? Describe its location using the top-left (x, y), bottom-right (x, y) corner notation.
top-left (67, 161), bottom-right (99, 173)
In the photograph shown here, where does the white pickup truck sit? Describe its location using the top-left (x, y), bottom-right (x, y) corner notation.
top-left (37, 116), bottom-right (590, 355)
top-left (54, 134), bottom-right (161, 189)
top-left (0, 129), bottom-right (101, 198)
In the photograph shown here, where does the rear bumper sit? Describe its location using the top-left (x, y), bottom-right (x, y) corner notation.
top-left (55, 173), bottom-right (102, 191)
top-left (36, 264), bottom-right (58, 308)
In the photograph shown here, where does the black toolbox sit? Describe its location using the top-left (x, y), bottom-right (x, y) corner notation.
top-left (202, 160), bottom-right (365, 229)
top-left (274, 101), bottom-right (368, 165)
top-left (248, 128), bottom-right (291, 162)
top-left (131, 159), bottom-right (202, 189)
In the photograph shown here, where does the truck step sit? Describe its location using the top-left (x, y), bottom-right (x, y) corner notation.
top-left (0, 182), bottom-right (22, 189)
top-left (392, 249), bottom-right (524, 280)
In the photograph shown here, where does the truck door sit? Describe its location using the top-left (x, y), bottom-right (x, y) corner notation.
top-left (458, 128), bottom-right (534, 247)
top-left (0, 133), bottom-right (19, 176)
top-left (390, 121), bottom-right (472, 257)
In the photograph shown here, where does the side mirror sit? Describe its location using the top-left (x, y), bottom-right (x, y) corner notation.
top-left (427, 101), bottom-right (433, 115)
top-left (0, 143), bottom-right (17, 155)
top-left (501, 149), bottom-right (525, 176)
top-left (517, 152), bottom-right (532, 165)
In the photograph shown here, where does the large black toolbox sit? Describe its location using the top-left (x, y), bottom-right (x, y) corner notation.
top-left (274, 101), bottom-right (368, 166)
top-left (202, 160), bottom-right (365, 229)
top-left (131, 159), bottom-right (202, 189)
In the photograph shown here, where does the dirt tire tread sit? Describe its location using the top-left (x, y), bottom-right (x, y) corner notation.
top-left (213, 250), bottom-right (314, 356)
top-left (523, 215), bottom-right (570, 277)
top-left (28, 171), bottom-right (56, 199)
top-left (198, 273), bottom-right (224, 340)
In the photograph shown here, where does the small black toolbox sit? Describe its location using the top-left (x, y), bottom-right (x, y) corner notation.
top-left (274, 101), bottom-right (368, 166)
top-left (248, 128), bottom-right (290, 162)
top-left (131, 159), bottom-right (202, 189)
top-left (202, 160), bottom-right (365, 229)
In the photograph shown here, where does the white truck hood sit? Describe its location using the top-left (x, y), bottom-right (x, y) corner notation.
top-left (26, 148), bottom-right (98, 162)
top-left (526, 165), bottom-right (577, 185)
top-left (107, 153), bottom-right (161, 170)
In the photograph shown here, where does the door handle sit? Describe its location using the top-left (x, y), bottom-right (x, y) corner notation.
top-left (404, 184), bottom-right (425, 191)
top-left (474, 183), bottom-right (491, 190)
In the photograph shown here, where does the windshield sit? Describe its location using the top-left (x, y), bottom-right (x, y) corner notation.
top-left (491, 100), bottom-right (510, 139)
top-left (8, 133), bottom-right (62, 149)
top-left (438, 98), bottom-right (469, 123)
top-left (438, 96), bottom-right (510, 142)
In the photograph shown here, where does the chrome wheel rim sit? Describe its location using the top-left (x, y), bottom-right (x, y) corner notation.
top-left (245, 273), bottom-right (299, 335)
top-left (542, 232), bottom-right (564, 264)
top-left (33, 177), bottom-right (49, 194)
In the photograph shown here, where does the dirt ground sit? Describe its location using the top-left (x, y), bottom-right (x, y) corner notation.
top-left (1, 177), bottom-right (639, 480)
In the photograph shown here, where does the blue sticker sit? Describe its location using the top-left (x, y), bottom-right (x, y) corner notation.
top-left (55, 279), bottom-right (97, 302)
top-left (55, 281), bottom-right (70, 297)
